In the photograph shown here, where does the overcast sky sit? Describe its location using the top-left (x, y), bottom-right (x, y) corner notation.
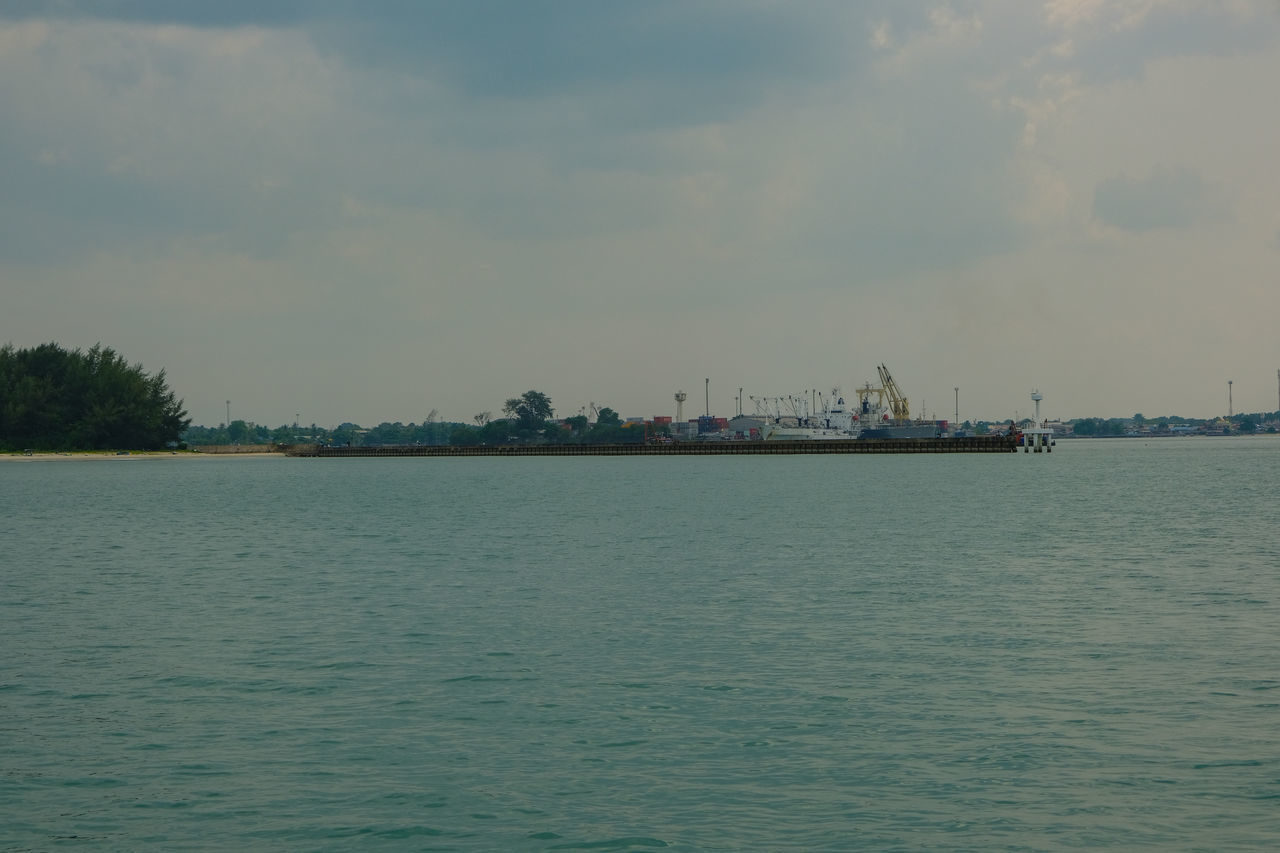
top-left (3, 1), bottom-right (1278, 427)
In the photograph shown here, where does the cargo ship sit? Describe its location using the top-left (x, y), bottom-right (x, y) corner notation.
top-left (760, 364), bottom-right (944, 440)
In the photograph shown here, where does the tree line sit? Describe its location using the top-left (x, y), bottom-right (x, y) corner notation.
top-left (445, 390), bottom-right (660, 446)
top-left (185, 390), bottom-right (1280, 449)
top-left (181, 390), bottom-right (660, 448)
top-left (1068, 413), bottom-right (1277, 435)
top-left (182, 419), bottom-right (457, 447)
top-left (0, 343), bottom-right (190, 450)
top-left (181, 391), bottom-right (653, 448)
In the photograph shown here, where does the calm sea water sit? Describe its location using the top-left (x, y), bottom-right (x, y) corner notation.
top-left (3, 438), bottom-right (1279, 851)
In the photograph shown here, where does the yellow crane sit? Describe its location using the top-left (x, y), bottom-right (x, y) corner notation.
top-left (876, 363), bottom-right (911, 423)
top-left (851, 364), bottom-right (912, 425)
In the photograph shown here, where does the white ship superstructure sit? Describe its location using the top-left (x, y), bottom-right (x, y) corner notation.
top-left (757, 364), bottom-right (945, 441)
top-left (759, 391), bottom-right (861, 440)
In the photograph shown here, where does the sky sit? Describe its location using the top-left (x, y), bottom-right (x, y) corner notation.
top-left (3, 1), bottom-right (1279, 427)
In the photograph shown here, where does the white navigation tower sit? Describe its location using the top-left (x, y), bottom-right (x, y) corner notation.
top-left (1022, 389), bottom-right (1053, 453)
top-left (674, 391), bottom-right (687, 437)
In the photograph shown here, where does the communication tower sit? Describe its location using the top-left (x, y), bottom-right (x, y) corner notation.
top-left (1228, 380), bottom-right (1233, 417)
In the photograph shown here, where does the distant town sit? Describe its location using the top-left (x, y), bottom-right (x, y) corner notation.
top-left (184, 368), bottom-right (1280, 448)
top-left (8, 342), bottom-right (1275, 453)
top-left (181, 402), bottom-right (1280, 448)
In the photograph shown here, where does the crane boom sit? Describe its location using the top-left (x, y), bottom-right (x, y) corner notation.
top-left (876, 364), bottom-right (911, 422)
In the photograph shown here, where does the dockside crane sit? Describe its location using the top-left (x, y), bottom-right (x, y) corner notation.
top-left (877, 363), bottom-right (911, 423)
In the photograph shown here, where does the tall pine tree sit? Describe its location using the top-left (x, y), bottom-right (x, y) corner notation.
top-left (0, 343), bottom-right (190, 450)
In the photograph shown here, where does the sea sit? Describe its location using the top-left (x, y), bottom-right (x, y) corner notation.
top-left (2, 437), bottom-right (1278, 851)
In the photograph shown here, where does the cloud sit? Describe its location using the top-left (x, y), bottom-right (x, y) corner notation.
top-left (0, 4), bottom-right (991, 272)
top-left (0, 1), bottom-right (307, 28)
top-left (3, 2), bottom-right (861, 112)
top-left (2, 3), bottom-right (1279, 424)
top-left (1091, 166), bottom-right (1226, 231)
top-left (0, 19), bottom-right (345, 263)
top-left (1041, 0), bottom-right (1274, 84)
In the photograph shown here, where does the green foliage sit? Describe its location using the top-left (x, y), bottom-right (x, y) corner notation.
top-left (1070, 418), bottom-right (1098, 436)
top-left (448, 419), bottom-right (515, 446)
top-left (330, 423), bottom-right (362, 446)
top-left (438, 392), bottom-right (653, 447)
top-left (182, 418), bottom-right (459, 448)
top-left (1070, 417), bottom-right (1127, 436)
top-left (362, 420), bottom-right (455, 446)
top-left (0, 342), bottom-right (190, 451)
top-left (503, 390), bottom-right (554, 431)
top-left (586, 422), bottom-right (644, 444)
top-left (227, 419), bottom-right (253, 444)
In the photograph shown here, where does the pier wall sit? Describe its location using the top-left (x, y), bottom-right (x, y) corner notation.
top-left (286, 436), bottom-right (1016, 457)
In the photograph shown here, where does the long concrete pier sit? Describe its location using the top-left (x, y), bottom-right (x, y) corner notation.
top-left (286, 436), bottom-right (1017, 457)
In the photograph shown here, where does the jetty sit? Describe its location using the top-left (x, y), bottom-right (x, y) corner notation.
top-left (285, 435), bottom-right (1017, 457)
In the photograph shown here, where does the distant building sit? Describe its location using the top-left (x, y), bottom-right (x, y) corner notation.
top-left (727, 415), bottom-right (764, 439)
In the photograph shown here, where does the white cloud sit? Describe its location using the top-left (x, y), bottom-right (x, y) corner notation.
top-left (2, 4), bottom-right (1279, 424)
top-left (1045, 0), bottom-right (1167, 32)
top-left (870, 19), bottom-right (893, 50)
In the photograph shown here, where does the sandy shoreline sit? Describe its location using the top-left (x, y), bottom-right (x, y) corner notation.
top-left (0, 451), bottom-right (285, 462)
